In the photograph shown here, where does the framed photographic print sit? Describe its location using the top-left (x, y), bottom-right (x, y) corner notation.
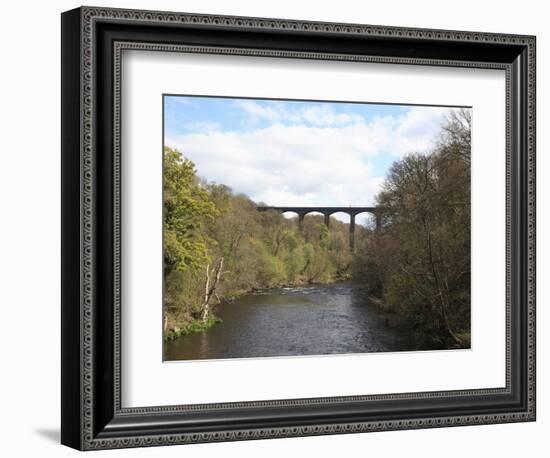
top-left (61, 6), bottom-right (536, 450)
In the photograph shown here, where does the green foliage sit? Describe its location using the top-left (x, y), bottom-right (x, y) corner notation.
top-left (164, 315), bottom-right (222, 341)
top-left (282, 241), bottom-right (305, 281)
top-left (257, 247), bottom-right (287, 287)
top-left (163, 148), bottom-right (358, 338)
top-left (163, 147), bottom-right (218, 274)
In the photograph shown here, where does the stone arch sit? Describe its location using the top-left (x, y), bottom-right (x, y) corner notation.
top-left (256, 206), bottom-right (383, 250)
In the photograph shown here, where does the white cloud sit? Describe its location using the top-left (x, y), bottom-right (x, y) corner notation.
top-left (184, 121), bottom-right (221, 133)
top-left (233, 100), bottom-right (365, 127)
top-left (171, 97), bottom-right (194, 106)
top-left (299, 105), bottom-right (363, 126)
top-left (165, 106), bottom-right (453, 224)
top-left (233, 100), bottom-right (294, 124)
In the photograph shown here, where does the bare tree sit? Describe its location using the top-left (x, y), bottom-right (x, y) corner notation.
top-left (201, 257), bottom-right (224, 322)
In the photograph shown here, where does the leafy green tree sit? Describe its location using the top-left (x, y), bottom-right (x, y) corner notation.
top-left (163, 147), bottom-right (217, 274)
top-left (257, 246), bottom-right (287, 287)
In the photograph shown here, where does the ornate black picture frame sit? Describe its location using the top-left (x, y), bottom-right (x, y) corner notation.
top-left (61, 6), bottom-right (536, 450)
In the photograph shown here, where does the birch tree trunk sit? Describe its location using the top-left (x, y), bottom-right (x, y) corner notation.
top-left (201, 257), bottom-right (224, 322)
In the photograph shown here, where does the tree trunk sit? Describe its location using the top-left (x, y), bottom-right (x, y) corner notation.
top-left (201, 257), bottom-right (224, 322)
top-left (423, 218), bottom-right (463, 346)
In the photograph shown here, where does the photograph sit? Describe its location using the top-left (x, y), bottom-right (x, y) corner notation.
top-left (162, 95), bottom-right (472, 361)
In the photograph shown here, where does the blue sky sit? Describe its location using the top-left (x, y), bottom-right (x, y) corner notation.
top-left (164, 95), bottom-right (458, 224)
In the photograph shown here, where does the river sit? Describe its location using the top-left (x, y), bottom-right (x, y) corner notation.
top-left (164, 281), bottom-right (423, 361)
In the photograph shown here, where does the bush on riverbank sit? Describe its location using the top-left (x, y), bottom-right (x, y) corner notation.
top-left (164, 315), bottom-right (222, 341)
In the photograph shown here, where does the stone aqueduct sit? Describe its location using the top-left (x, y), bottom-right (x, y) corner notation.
top-left (256, 206), bottom-right (382, 251)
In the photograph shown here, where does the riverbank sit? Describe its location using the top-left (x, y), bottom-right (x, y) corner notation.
top-left (164, 314), bottom-right (222, 341)
top-left (366, 293), bottom-right (471, 350)
top-left (164, 281), bottom-right (426, 361)
top-left (164, 275), bottom-right (352, 340)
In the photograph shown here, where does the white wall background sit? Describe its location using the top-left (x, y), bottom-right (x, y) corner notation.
top-left (0, 0), bottom-right (545, 456)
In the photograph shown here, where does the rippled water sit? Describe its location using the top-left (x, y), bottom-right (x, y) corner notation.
top-left (164, 281), bottom-right (422, 361)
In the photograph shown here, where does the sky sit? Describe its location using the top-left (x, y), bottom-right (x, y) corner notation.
top-left (164, 95), bottom-right (458, 225)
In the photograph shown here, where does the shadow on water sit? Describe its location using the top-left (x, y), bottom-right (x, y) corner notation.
top-left (164, 281), bottom-right (422, 361)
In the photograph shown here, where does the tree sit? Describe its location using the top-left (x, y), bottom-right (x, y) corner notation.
top-left (163, 147), bottom-right (218, 274)
top-left (359, 109), bottom-right (471, 348)
top-left (163, 147), bottom-right (218, 333)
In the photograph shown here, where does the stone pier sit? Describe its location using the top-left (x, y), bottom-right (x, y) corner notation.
top-left (257, 206), bottom-right (383, 251)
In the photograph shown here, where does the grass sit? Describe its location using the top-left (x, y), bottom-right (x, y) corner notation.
top-left (164, 314), bottom-right (222, 341)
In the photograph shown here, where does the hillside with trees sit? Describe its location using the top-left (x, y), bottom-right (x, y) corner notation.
top-left (164, 108), bottom-right (471, 349)
top-left (354, 109), bottom-right (471, 348)
top-left (163, 146), bottom-right (368, 339)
